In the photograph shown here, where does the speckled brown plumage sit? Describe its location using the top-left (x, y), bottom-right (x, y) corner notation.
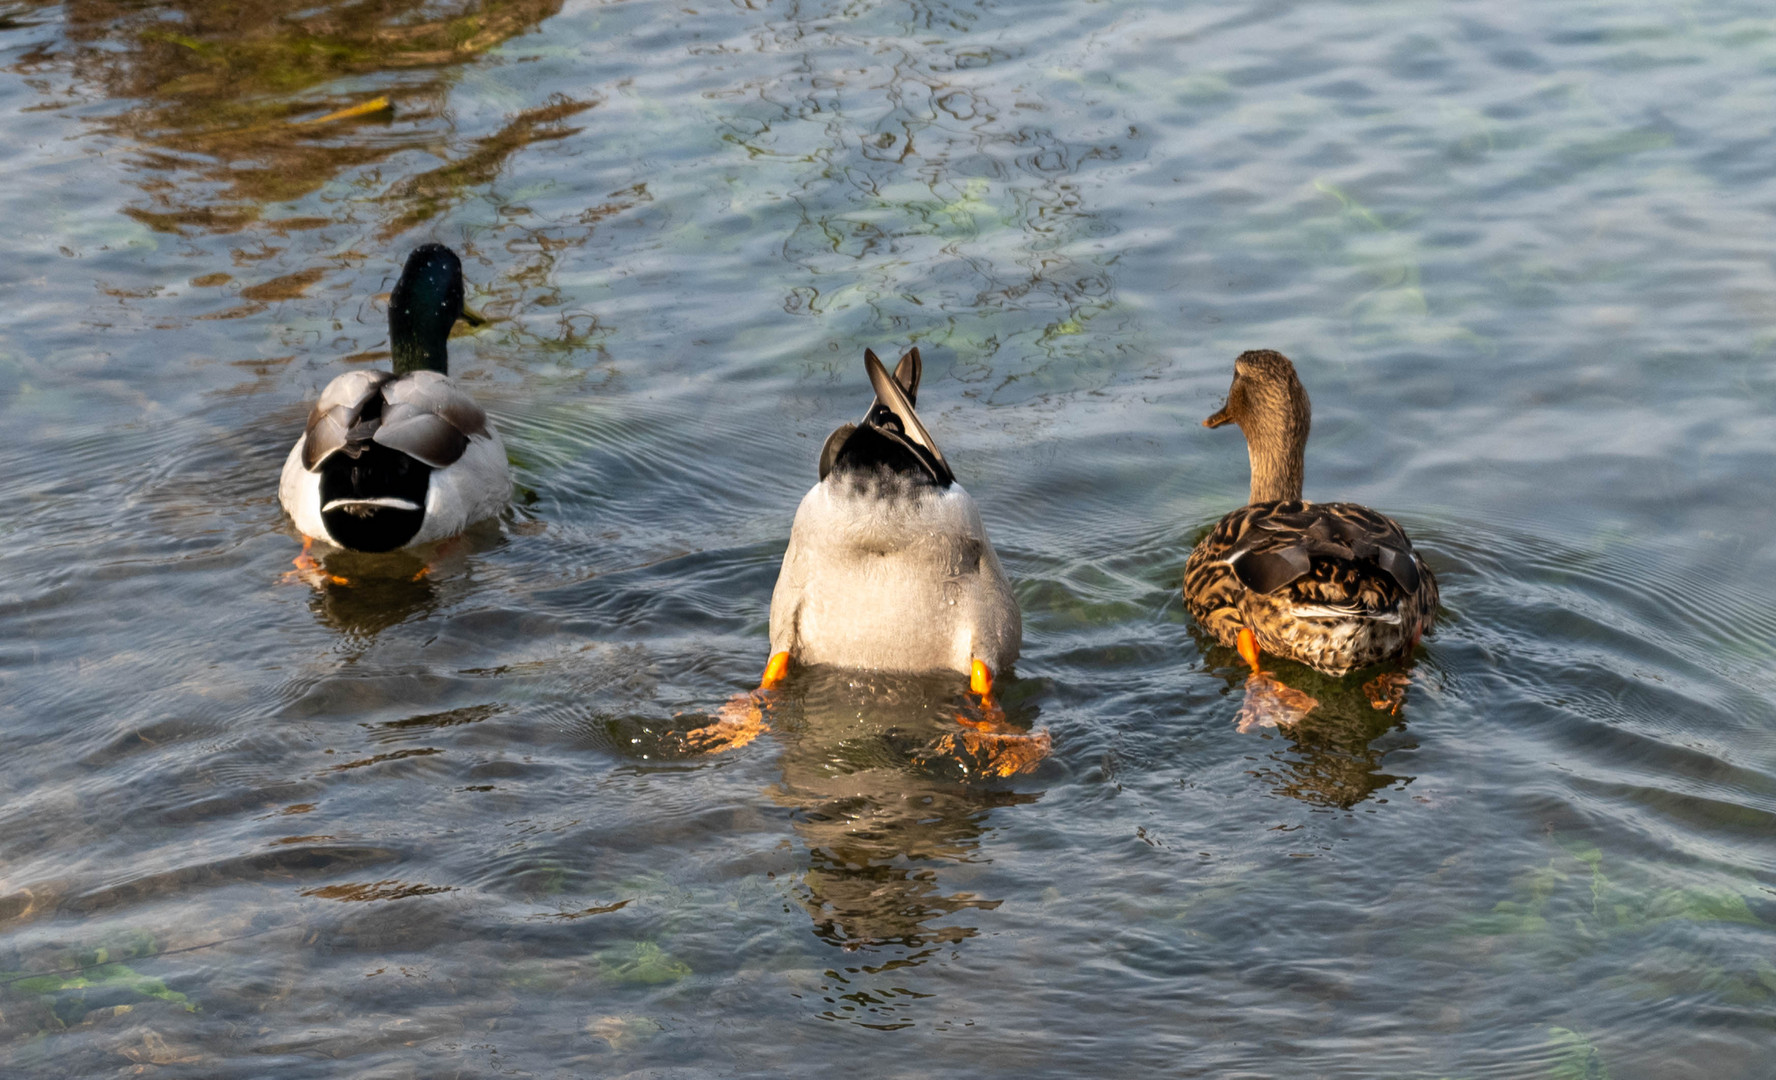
top-left (1185, 499), bottom-right (1438, 675)
top-left (1185, 349), bottom-right (1439, 676)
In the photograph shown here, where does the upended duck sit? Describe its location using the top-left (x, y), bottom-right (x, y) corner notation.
top-left (771, 347), bottom-right (1019, 684)
top-left (278, 244), bottom-right (509, 578)
top-left (1184, 350), bottom-right (1437, 718)
top-left (682, 348), bottom-right (1045, 775)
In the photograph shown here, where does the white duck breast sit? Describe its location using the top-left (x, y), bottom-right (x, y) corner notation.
top-left (767, 347), bottom-right (1020, 676)
top-left (770, 474), bottom-right (1020, 675)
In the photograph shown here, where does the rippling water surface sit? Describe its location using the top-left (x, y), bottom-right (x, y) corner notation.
top-left (2, 0), bottom-right (1775, 1075)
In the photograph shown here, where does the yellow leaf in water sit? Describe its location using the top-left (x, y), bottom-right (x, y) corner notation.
top-left (297, 96), bottom-right (392, 126)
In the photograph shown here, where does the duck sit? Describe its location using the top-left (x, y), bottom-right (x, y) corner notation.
top-left (1184, 349), bottom-right (1438, 680)
top-left (680, 348), bottom-right (1044, 776)
top-left (278, 244), bottom-right (510, 569)
top-left (766, 346), bottom-right (1020, 690)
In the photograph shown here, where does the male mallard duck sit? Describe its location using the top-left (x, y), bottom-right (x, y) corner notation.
top-left (682, 348), bottom-right (1044, 776)
top-left (1184, 350), bottom-right (1438, 682)
top-left (768, 346), bottom-right (1019, 687)
top-left (278, 244), bottom-right (509, 569)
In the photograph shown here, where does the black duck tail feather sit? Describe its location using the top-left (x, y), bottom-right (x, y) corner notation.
top-left (818, 348), bottom-right (952, 487)
top-left (861, 348), bottom-right (953, 486)
top-left (318, 441), bottom-right (432, 552)
top-left (827, 423), bottom-right (946, 488)
top-left (320, 503), bottom-right (426, 553)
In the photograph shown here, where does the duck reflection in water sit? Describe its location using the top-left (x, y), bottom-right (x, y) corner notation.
top-left (1261, 705), bottom-right (1412, 810)
top-left (1200, 642), bottom-right (1418, 809)
top-left (682, 347), bottom-right (1049, 778)
top-left (291, 520), bottom-right (501, 638)
top-left (758, 668), bottom-right (1043, 952)
top-left (643, 664), bottom-right (1045, 954)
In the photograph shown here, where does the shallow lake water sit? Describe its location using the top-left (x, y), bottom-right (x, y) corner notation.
top-left (2, 0), bottom-right (1775, 1075)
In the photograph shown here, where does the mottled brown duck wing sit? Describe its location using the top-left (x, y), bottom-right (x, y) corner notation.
top-left (302, 369), bottom-right (396, 470)
top-left (1235, 501), bottom-right (1425, 615)
top-left (1184, 503), bottom-right (1269, 645)
top-left (1308, 502), bottom-right (1423, 595)
top-left (373, 370), bottom-right (490, 469)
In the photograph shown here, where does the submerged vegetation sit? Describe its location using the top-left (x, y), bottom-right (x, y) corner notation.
top-left (1442, 834), bottom-right (1774, 1006)
top-left (0, 930), bottom-right (197, 1040)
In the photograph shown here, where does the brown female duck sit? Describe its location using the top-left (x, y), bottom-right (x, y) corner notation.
top-left (1184, 350), bottom-right (1438, 680)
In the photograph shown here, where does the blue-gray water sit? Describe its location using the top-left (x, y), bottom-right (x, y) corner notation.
top-left (2, 0), bottom-right (1774, 1076)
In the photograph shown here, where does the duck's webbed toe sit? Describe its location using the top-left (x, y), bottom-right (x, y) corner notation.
top-left (675, 692), bottom-right (772, 754)
top-left (1236, 673), bottom-right (1319, 732)
top-left (918, 725), bottom-right (1051, 778)
top-left (1362, 670), bottom-right (1411, 714)
top-left (916, 669), bottom-right (1049, 778)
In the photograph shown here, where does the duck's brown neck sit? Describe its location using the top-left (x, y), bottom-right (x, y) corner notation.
top-left (1246, 437), bottom-right (1305, 504)
top-left (1217, 350), bottom-right (1312, 505)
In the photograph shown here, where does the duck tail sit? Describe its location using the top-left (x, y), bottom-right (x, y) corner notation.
top-left (317, 443), bottom-right (432, 552)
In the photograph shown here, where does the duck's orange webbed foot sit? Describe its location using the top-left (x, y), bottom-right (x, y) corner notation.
top-left (1232, 627), bottom-right (1317, 731)
top-left (970, 658), bottom-right (994, 697)
top-left (930, 726), bottom-right (1052, 778)
top-left (1362, 670), bottom-right (1411, 715)
top-left (282, 535), bottom-right (349, 587)
top-left (675, 651), bottom-right (788, 754)
top-left (1237, 674), bottom-right (1320, 732)
top-left (1237, 627), bottom-right (1262, 673)
top-left (920, 661), bottom-right (1051, 778)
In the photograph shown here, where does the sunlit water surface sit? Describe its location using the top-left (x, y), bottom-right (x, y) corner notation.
top-left (2, 0), bottom-right (1775, 1076)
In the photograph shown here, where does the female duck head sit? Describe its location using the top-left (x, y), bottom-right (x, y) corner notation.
top-left (1203, 349), bottom-right (1311, 504)
top-left (389, 244), bottom-right (466, 375)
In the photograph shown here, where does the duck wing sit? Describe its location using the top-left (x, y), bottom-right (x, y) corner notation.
top-left (819, 349), bottom-right (922, 481)
top-left (818, 348), bottom-right (954, 486)
top-left (818, 423), bottom-right (857, 480)
top-left (888, 346), bottom-right (920, 407)
top-left (373, 370), bottom-right (489, 469)
top-left (301, 369), bottom-right (489, 472)
top-left (1228, 501), bottom-right (1425, 618)
top-left (301, 370), bottom-right (397, 470)
top-left (862, 347), bottom-right (952, 482)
